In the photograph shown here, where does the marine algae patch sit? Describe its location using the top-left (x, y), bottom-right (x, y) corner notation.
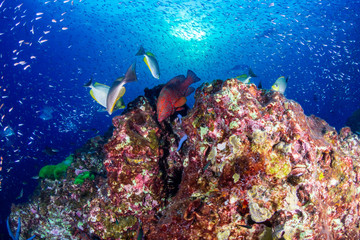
top-left (247, 185), bottom-right (275, 223)
top-left (265, 151), bottom-right (291, 179)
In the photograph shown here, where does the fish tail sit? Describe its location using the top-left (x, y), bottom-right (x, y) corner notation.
top-left (186, 70), bottom-right (200, 85)
top-left (124, 62), bottom-right (137, 84)
top-left (83, 78), bottom-right (92, 87)
top-left (135, 46), bottom-right (145, 56)
top-left (248, 68), bottom-right (257, 78)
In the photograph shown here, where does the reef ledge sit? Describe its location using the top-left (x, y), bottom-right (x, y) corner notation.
top-left (8, 79), bottom-right (360, 239)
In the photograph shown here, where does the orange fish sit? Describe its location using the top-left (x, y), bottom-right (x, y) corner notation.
top-left (157, 70), bottom-right (200, 122)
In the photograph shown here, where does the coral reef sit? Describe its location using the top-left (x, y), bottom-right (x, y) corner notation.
top-left (8, 78), bottom-right (360, 239)
top-left (346, 108), bottom-right (360, 135)
top-left (7, 217), bottom-right (35, 240)
top-left (8, 136), bottom-right (107, 239)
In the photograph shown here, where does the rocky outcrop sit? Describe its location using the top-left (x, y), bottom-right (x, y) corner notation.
top-left (9, 78), bottom-right (360, 239)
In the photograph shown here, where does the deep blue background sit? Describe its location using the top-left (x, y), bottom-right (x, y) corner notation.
top-left (0, 0), bottom-right (359, 237)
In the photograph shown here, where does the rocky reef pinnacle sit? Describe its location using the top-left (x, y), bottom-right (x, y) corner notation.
top-left (8, 78), bottom-right (360, 239)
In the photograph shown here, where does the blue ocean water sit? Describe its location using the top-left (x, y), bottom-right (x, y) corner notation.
top-left (0, 0), bottom-right (359, 236)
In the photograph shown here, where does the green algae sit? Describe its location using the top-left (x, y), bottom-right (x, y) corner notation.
top-left (200, 126), bottom-right (208, 140)
top-left (265, 151), bottom-right (291, 179)
top-left (217, 229), bottom-right (230, 240)
top-left (147, 129), bottom-right (159, 150)
top-left (39, 154), bottom-right (73, 180)
top-left (74, 171), bottom-right (95, 185)
top-left (229, 135), bottom-right (245, 155)
top-left (126, 125), bottom-right (159, 155)
top-left (251, 129), bottom-right (272, 154)
top-left (229, 121), bottom-right (239, 129)
top-left (207, 146), bottom-right (217, 164)
top-left (247, 185), bottom-right (275, 223)
top-left (232, 173), bottom-right (240, 183)
top-left (96, 213), bottom-right (137, 239)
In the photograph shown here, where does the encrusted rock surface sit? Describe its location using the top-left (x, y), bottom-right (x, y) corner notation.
top-left (8, 136), bottom-right (108, 239)
top-left (8, 78), bottom-right (360, 239)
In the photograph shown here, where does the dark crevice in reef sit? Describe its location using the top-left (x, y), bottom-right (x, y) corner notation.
top-left (158, 131), bottom-right (172, 199)
top-left (158, 113), bottom-right (185, 199)
top-left (143, 84), bottom-right (188, 199)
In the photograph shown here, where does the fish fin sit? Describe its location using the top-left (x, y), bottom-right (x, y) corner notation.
top-left (89, 89), bottom-right (95, 100)
top-left (124, 62), bottom-right (137, 84)
top-left (90, 90), bottom-right (103, 105)
top-left (178, 70), bottom-right (199, 94)
top-left (114, 98), bottom-right (126, 110)
top-left (83, 78), bottom-right (92, 87)
top-left (167, 75), bottom-right (186, 87)
top-left (94, 82), bottom-right (109, 87)
top-left (176, 107), bottom-right (185, 111)
top-left (115, 77), bottom-right (124, 82)
top-left (116, 101), bottom-right (126, 109)
top-left (236, 74), bottom-right (247, 78)
top-left (286, 76), bottom-right (289, 82)
top-left (108, 99), bottom-right (118, 115)
top-left (187, 70), bottom-right (200, 84)
top-left (107, 71), bottom-right (130, 115)
top-left (257, 81), bottom-right (262, 89)
top-left (108, 88), bottom-right (124, 114)
top-left (135, 46), bottom-right (145, 56)
top-left (145, 51), bottom-right (155, 57)
top-left (119, 87), bottom-right (126, 98)
top-left (248, 68), bottom-right (257, 78)
top-left (174, 97), bottom-right (187, 108)
top-left (185, 87), bottom-right (195, 97)
top-left (89, 90), bottom-right (98, 102)
top-left (243, 77), bottom-right (251, 84)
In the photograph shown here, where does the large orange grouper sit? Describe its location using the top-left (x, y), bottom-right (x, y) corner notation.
top-left (157, 70), bottom-right (200, 122)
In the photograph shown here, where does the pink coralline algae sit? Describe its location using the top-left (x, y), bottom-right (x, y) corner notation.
top-left (8, 78), bottom-right (360, 239)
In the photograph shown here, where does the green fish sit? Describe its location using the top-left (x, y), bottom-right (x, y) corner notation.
top-left (107, 62), bottom-right (137, 115)
top-left (271, 76), bottom-right (289, 94)
top-left (84, 79), bottom-right (126, 112)
top-left (235, 68), bottom-right (257, 84)
top-left (136, 46), bottom-right (160, 79)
